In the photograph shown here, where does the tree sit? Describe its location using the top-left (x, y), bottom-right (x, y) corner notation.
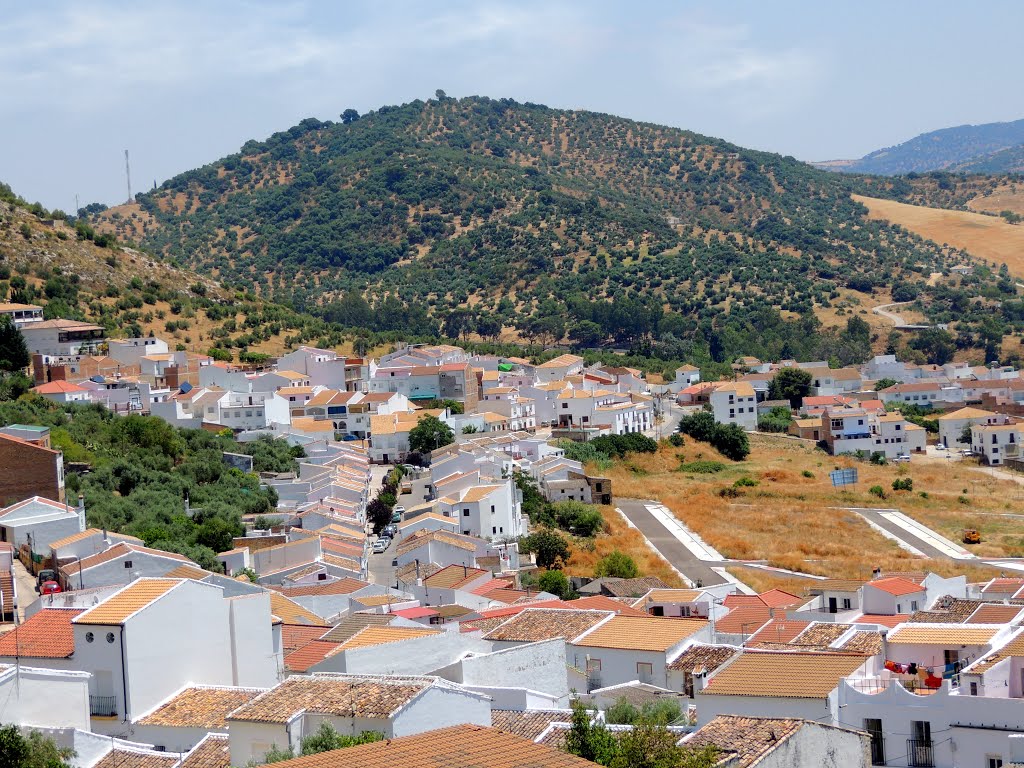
top-left (537, 569), bottom-right (577, 599)
top-left (612, 720), bottom-right (718, 768)
top-left (959, 424), bottom-right (973, 445)
top-left (677, 411), bottom-right (717, 443)
top-left (713, 423), bottom-right (750, 461)
top-left (910, 327), bottom-right (955, 365)
top-left (521, 529), bottom-right (571, 569)
top-left (874, 377), bottom-right (898, 391)
top-left (0, 317), bottom-right (30, 372)
top-left (564, 699), bottom-right (619, 766)
top-left (0, 726), bottom-right (74, 768)
top-left (340, 108), bottom-right (360, 124)
top-left (408, 414), bottom-right (454, 453)
top-left (551, 501), bottom-right (604, 537)
top-left (594, 550), bottom-right (639, 579)
top-left (768, 367), bottom-right (812, 408)
top-left (569, 320), bottom-right (604, 348)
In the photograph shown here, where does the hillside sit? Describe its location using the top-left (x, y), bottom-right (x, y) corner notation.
top-left (0, 182), bottom-right (336, 359)
top-left (92, 94), bottom-right (1010, 367)
top-left (835, 118), bottom-right (1024, 176)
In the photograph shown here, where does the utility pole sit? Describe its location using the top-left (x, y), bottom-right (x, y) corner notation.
top-left (124, 150), bottom-right (133, 203)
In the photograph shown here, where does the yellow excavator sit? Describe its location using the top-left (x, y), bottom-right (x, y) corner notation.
top-left (962, 529), bottom-right (981, 545)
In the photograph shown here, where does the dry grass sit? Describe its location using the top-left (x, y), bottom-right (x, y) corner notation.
top-left (565, 506), bottom-right (683, 586)
top-left (854, 194), bottom-right (1024, 278)
top-left (967, 185), bottom-right (1024, 216)
top-left (581, 434), bottom-right (1012, 583)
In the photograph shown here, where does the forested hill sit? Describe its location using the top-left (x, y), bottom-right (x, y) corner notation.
top-left (838, 118), bottom-right (1024, 176)
top-left (92, 95), bottom-right (1001, 364)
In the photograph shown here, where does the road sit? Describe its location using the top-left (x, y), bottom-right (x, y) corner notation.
top-left (615, 499), bottom-right (728, 587)
top-left (844, 507), bottom-right (959, 560)
top-left (367, 548), bottom-right (396, 587)
top-left (872, 301), bottom-right (912, 327)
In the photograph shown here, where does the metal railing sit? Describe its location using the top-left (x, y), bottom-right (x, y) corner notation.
top-left (907, 739), bottom-right (934, 768)
top-left (89, 695), bottom-right (117, 717)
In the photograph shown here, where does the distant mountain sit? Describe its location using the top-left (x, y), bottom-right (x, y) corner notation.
top-left (835, 118), bottom-right (1024, 176)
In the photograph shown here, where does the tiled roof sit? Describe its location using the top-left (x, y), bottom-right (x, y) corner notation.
top-left (632, 589), bottom-right (703, 606)
top-left (137, 686), bottom-right (264, 729)
top-left (74, 579), bottom-right (181, 625)
top-left (702, 651), bottom-right (868, 698)
top-left (350, 594), bottom-right (404, 607)
top-left (93, 749), bottom-right (179, 768)
top-left (757, 589), bottom-right (804, 609)
top-left (747, 619), bottom-right (811, 645)
top-left (808, 579), bottom-right (864, 593)
top-left (285, 640), bottom-right (344, 672)
top-left (853, 614), bottom-right (908, 628)
top-left (258, 724), bottom-right (596, 768)
top-left (320, 613), bottom-right (397, 643)
top-left (886, 625), bottom-right (1001, 645)
top-left (909, 596), bottom-right (988, 624)
top-left (574, 616), bottom-right (708, 652)
top-left (840, 631), bottom-right (884, 655)
top-left (595, 576), bottom-right (671, 598)
top-left (490, 709), bottom-right (574, 741)
top-left (966, 604), bottom-right (1024, 624)
top-left (49, 528), bottom-right (143, 550)
top-left (227, 675), bottom-right (432, 723)
top-left (282, 624), bottom-right (330, 654)
top-left (61, 542), bottom-right (191, 578)
top-left (866, 576), bottom-right (925, 596)
top-left (568, 595), bottom-right (650, 616)
top-left (667, 644), bottom-right (738, 674)
top-left (435, 604), bottom-right (475, 619)
top-left (0, 608), bottom-right (83, 658)
top-left (483, 609), bottom-right (612, 643)
top-left (392, 606), bottom-right (439, 619)
top-left (269, 593), bottom-right (329, 627)
top-left (722, 594), bottom-right (767, 609)
top-left (982, 577), bottom-right (1024, 594)
top-left (792, 623), bottom-right (853, 648)
top-left (336, 626), bottom-right (441, 651)
top-left (683, 715), bottom-right (805, 768)
top-left (422, 564), bottom-right (489, 590)
top-left (397, 529), bottom-right (474, 556)
top-left (163, 564), bottom-right (210, 580)
top-left (271, 577), bottom-right (370, 598)
top-left (715, 605), bottom-right (773, 635)
top-left (177, 734), bottom-right (230, 768)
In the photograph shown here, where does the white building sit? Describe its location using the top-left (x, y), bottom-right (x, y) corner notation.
top-left (972, 423), bottom-right (1023, 465)
top-left (710, 381), bottom-right (758, 431)
top-left (0, 496), bottom-right (83, 552)
top-left (20, 319), bottom-right (107, 357)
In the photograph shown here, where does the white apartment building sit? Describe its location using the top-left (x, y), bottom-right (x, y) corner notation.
top-left (710, 381), bottom-right (758, 431)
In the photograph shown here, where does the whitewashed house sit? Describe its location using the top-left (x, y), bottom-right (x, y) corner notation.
top-left (710, 382), bottom-right (758, 431)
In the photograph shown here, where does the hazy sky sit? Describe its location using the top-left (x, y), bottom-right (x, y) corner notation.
top-left (4, 1), bottom-right (1022, 210)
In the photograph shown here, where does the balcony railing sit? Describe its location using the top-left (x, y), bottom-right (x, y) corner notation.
top-left (907, 739), bottom-right (934, 768)
top-left (89, 695), bottom-right (117, 717)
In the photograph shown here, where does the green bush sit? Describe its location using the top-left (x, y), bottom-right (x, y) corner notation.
top-left (801, 470), bottom-right (814, 478)
top-left (869, 485), bottom-right (886, 499)
top-left (678, 460), bottom-right (725, 473)
top-left (667, 433), bottom-right (684, 447)
top-left (892, 478), bottom-right (913, 492)
top-left (594, 550), bottom-right (640, 579)
top-left (733, 476), bottom-right (759, 487)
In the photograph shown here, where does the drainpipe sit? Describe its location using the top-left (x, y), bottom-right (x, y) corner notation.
top-left (119, 626), bottom-right (129, 722)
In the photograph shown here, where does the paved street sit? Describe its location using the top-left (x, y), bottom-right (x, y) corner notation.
top-left (615, 498), bottom-right (729, 587)
top-left (367, 547), bottom-right (396, 587)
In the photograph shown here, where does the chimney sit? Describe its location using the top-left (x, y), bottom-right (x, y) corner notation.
top-left (76, 495), bottom-right (86, 529)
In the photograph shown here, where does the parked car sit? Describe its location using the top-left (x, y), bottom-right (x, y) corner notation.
top-left (382, 524), bottom-right (398, 537)
top-left (372, 539), bottom-right (388, 554)
top-left (39, 580), bottom-right (62, 595)
top-left (961, 448), bottom-right (974, 457)
top-left (936, 443), bottom-right (947, 451)
top-left (36, 568), bottom-right (57, 586)
top-left (894, 454), bottom-right (911, 463)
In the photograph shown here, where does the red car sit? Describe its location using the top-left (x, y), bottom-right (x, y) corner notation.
top-left (39, 581), bottom-right (62, 595)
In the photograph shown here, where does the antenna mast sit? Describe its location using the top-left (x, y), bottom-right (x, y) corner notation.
top-left (124, 150), bottom-right (133, 203)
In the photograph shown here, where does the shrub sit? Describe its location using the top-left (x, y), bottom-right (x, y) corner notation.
top-left (869, 452), bottom-right (888, 465)
top-left (892, 478), bottom-right (913, 492)
top-left (537, 569), bottom-right (577, 599)
top-left (521, 529), bottom-right (571, 569)
top-left (718, 487), bottom-right (742, 498)
top-left (668, 433), bottom-right (684, 447)
top-left (733, 476), bottom-right (759, 487)
top-left (801, 470), bottom-right (815, 478)
top-left (594, 550), bottom-right (640, 579)
top-left (869, 485), bottom-right (886, 499)
top-left (678, 460), bottom-right (725, 474)
top-left (551, 501), bottom-right (604, 537)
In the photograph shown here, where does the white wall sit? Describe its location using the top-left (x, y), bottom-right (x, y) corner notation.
top-left (67, 553), bottom-right (191, 590)
top-left (432, 639), bottom-right (568, 701)
top-left (391, 686), bottom-right (491, 737)
top-left (0, 667), bottom-right (90, 729)
top-left (751, 724), bottom-right (870, 768)
top-left (229, 593), bottom-right (280, 687)
top-left (325, 632), bottom-right (491, 676)
top-left (695, 691), bottom-right (837, 727)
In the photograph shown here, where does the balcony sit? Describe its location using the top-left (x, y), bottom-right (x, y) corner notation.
top-left (907, 739), bottom-right (934, 768)
top-left (89, 695), bottom-right (117, 717)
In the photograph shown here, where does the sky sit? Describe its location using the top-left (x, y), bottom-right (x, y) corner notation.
top-left (3, 1), bottom-right (1023, 211)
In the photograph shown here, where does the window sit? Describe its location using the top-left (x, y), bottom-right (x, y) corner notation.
top-left (85, 632), bottom-right (94, 643)
top-left (911, 600), bottom-right (918, 611)
top-left (970, 681), bottom-right (978, 696)
top-left (490, 505), bottom-right (495, 513)
top-left (636, 662), bottom-right (653, 682)
top-left (463, 509), bottom-right (470, 517)
top-left (944, 649), bottom-right (959, 666)
top-left (562, 403), bottom-right (568, 409)
top-left (842, 598), bottom-right (852, 610)
top-left (124, 560), bottom-right (133, 569)
top-left (492, 526), bottom-right (497, 534)
top-left (988, 757), bottom-right (1004, 768)
top-left (586, 658), bottom-right (601, 672)
top-left (106, 632), bottom-right (115, 643)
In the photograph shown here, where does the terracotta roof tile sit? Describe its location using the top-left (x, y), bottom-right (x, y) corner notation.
top-left (0, 608), bottom-right (83, 658)
top-left (489, 710), bottom-right (574, 741)
top-left (93, 749), bottom-right (178, 768)
top-left (285, 640), bottom-right (345, 672)
top-left (282, 624), bottom-right (331, 654)
top-left (966, 604), bottom-right (1024, 624)
top-left (422, 564), bottom-right (489, 590)
top-left (702, 651), bottom-right (868, 698)
top-left (839, 631), bottom-right (884, 655)
top-left (683, 715), bottom-right (806, 767)
top-left (271, 577), bottom-right (370, 598)
top-left (574, 616), bottom-right (708, 652)
top-left (667, 644), bottom-right (738, 673)
top-left (178, 734), bottom-right (230, 768)
top-left (866, 576), bottom-right (925, 596)
top-left (483, 609), bottom-right (612, 643)
top-left (335, 626), bottom-right (441, 651)
top-left (715, 605), bottom-right (773, 635)
top-left (886, 625), bottom-right (1001, 645)
top-left (320, 613), bottom-right (397, 643)
top-left (568, 595), bottom-right (649, 616)
top-left (632, 589), bottom-right (703, 607)
top-left (757, 589), bottom-right (804, 609)
top-left (268, 593), bottom-right (329, 627)
top-left (853, 614), bottom-right (907, 628)
top-left (746, 618), bottom-right (812, 645)
top-left (227, 675), bottom-right (433, 723)
top-left (74, 579), bottom-right (181, 626)
top-left (791, 623), bottom-right (854, 648)
top-left (138, 686), bottom-right (264, 729)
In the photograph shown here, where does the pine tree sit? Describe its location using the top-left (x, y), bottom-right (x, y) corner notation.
top-left (0, 317), bottom-right (30, 372)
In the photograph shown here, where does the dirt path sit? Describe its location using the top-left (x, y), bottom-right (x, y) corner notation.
top-left (872, 301), bottom-right (912, 326)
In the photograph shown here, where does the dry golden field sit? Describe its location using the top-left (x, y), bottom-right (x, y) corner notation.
top-left (853, 194), bottom-right (1024, 278)
top-left (967, 185), bottom-right (1024, 216)
top-left (568, 434), bottom-right (1014, 589)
